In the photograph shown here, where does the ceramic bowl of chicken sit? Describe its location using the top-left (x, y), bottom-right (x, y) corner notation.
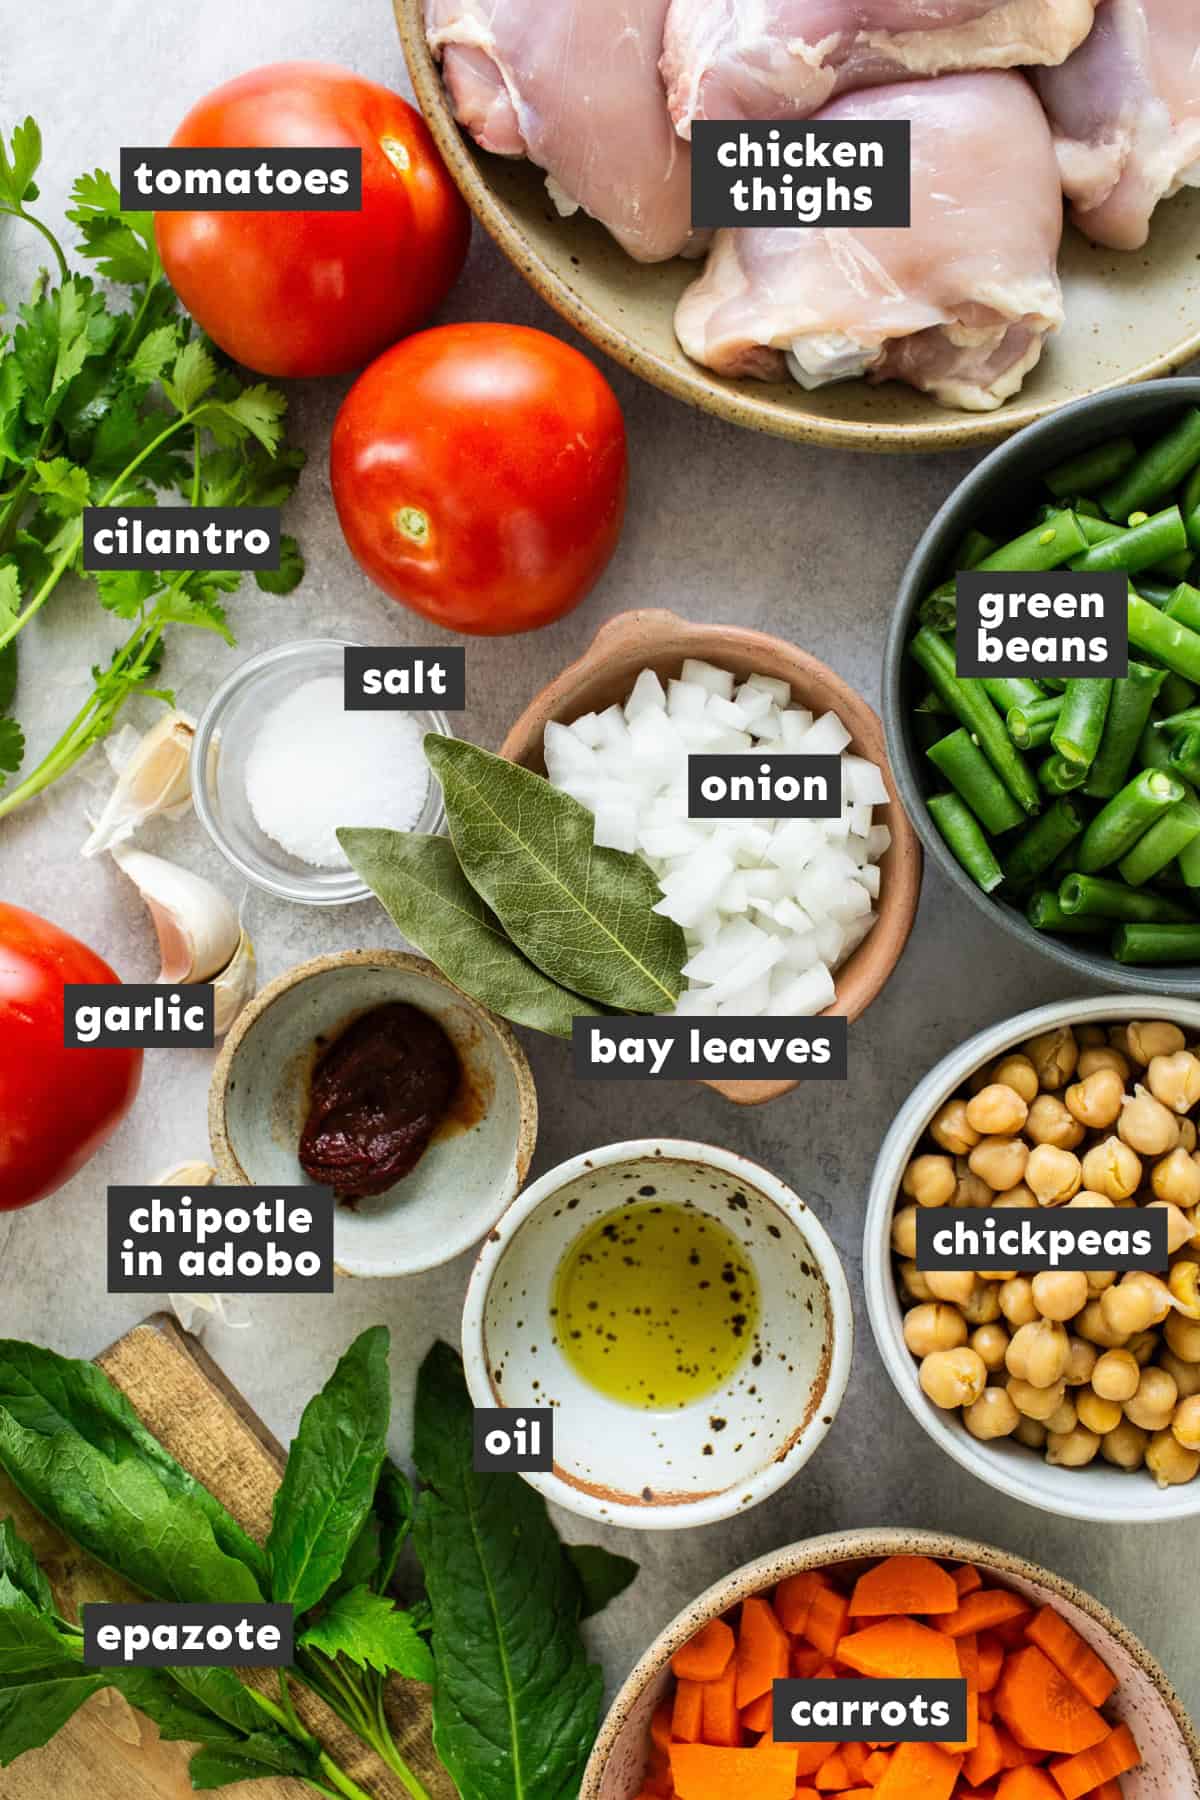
top-left (500, 608), bottom-right (922, 1105)
top-left (579, 1528), bottom-right (1200, 1800)
top-left (208, 950), bottom-right (537, 1277)
top-left (397, 1), bottom-right (1200, 451)
top-left (884, 377), bottom-right (1200, 995)
top-left (460, 1138), bottom-right (853, 1529)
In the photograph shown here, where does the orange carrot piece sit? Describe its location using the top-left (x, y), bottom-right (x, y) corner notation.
top-left (838, 1617), bottom-right (961, 1683)
top-left (670, 1742), bottom-right (797, 1800)
top-left (1087, 1782), bottom-right (1125, 1800)
top-left (873, 1740), bottom-right (962, 1800)
top-left (700, 1665), bottom-right (741, 1747)
top-left (806, 1585), bottom-right (852, 1658)
top-left (814, 1748), bottom-right (854, 1790)
top-left (978, 1691), bottom-right (995, 1722)
top-left (996, 1770), bottom-right (1060, 1799)
top-left (954, 1564), bottom-right (984, 1598)
top-left (939, 1590), bottom-right (1032, 1639)
top-left (978, 1635), bottom-right (1005, 1693)
top-left (794, 1738), bottom-right (842, 1777)
top-left (794, 1791), bottom-right (820, 1800)
top-left (850, 1555), bottom-right (959, 1618)
top-left (1051, 1723), bottom-right (1141, 1800)
top-left (792, 1644), bottom-right (824, 1678)
top-left (736, 1595), bottom-right (791, 1707)
top-left (776, 1572), bottom-right (830, 1637)
top-left (740, 1691), bottom-right (772, 1734)
top-left (994, 1647), bottom-right (1109, 1756)
top-left (942, 1632), bottom-right (979, 1754)
top-left (652, 1704), bottom-right (674, 1754)
top-left (673, 1618), bottom-right (735, 1683)
top-left (994, 1721), bottom-right (1039, 1769)
top-left (1025, 1607), bottom-right (1119, 1710)
top-left (673, 1679), bottom-right (704, 1744)
top-left (864, 1747), bottom-right (893, 1783)
top-left (964, 1720), bottom-right (1005, 1788)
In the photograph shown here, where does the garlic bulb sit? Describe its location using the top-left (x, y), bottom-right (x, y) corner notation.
top-left (111, 843), bottom-right (240, 983)
top-left (212, 930), bottom-right (256, 1037)
top-left (82, 712), bottom-right (195, 858)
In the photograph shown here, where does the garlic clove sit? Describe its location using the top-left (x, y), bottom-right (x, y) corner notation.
top-left (82, 711), bottom-right (196, 858)
top-left (212, 930), bottom-right (257, 1038)
top-left (154, 1160), bottom-right (216, 1186)
top-left (111, 843), bottom-right (241, 983)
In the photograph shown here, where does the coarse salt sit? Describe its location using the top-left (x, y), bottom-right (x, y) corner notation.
top-left (245, 676), bottom-right (429, 869)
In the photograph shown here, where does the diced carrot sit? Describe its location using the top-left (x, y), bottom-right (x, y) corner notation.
top-left (939, 1591), bottom-right (1032, 1639)
top-left (873, 1740), bottom-right (963, 1800)
top-left (814, 1749), bottom-right (855, 1790)
top-left (994, 1721), bottom-right (1039, 1770)
top-left (794, 1790), bottom-right (820, 1800)
top-left (740, 1691), bottom-right (772, 1734)
top-left (1086, 1783), bottom-right (1125, 1800)
top-left (996, 1771), bottom-right (1060, 1799)
top-left (792, 1644), bottom-right (824, 1678)
top-left (1025, 1607), bottom-right (1119, 1709)
top-left (850, 1555), bottom-right (959, 1618)
top-left (736, 1595), bottom-right (790, 1707)
top-left (954, 1564), bottom-right (984, 1598)
top-left (979, 1691), bottom-right (995, 1721)
top-left (964, 1721), bottom-right (1005, 1788)
top-left (673, 1679), bottom-right (704, 1744)
top-left (700, 1665), bottom-right (741, 1747)
top-left (994, 1647), bottom-right (1109, 1756)
top-left (864, 1748), bottom-right (893, 1784)
top-left (794, 1739), bottom-right (842, 1777)
top-left (643, 1751), bottom-right (674, 1798)
top-left (942, 1632), bottom-right (979, 1754)
top-left (1051, 1723), bottom-right (1141, 1800)
top-left (673, 1618), bottom-right (735, 1683)
top-left (978, 1635), bottom-right (1005, 1693)
top-left (806, 1585), bottom-right (852, 1658)
top-left (652, 1704), bottom-right (673, 1754)
top-left (842, 1743), bottom-right (870, 1781)
top-left (838, 1617), bottom-right (961, 1682)
top-left (776, 1572), bottom-right (829, 1636)
top-left (670, 1742), bottom-right (797, 1800)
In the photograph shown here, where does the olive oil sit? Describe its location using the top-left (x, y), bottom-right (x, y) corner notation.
top-left (551, 1201), bottom-right (760, 1409)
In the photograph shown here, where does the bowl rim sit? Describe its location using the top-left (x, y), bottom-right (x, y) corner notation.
top-left (863, 991), bottom-right (1200, 1524)
top-left (460, 1136), bottom-right (854, 1529)
top-left (207, 947), bottom-right (538, 1276)
top-left (883, 377), bottom-right (1200, 995)
top-left (395, 0), bottom-right (1200, 454)
top-left (579, 1525), bottom-right (1200, 1799)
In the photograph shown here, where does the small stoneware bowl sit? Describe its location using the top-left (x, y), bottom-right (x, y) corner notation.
top-left (209, 950), bottom-right (537, 1277)
top-left (581, 1528), bottom-right (1200, 1800)
top-left (864, 993), bottom-right (1200, 1523)
top-left (461, 1138), bottom-right (853, 1530)
top-left (501, 608), bottom-right (922, 1105)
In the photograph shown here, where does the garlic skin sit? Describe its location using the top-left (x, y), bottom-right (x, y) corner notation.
top-left (111, 843), bottom-right (240, 983)
top-left (82, 712), bottom-right (196, 858)
top-left (154, 1161), bottom-right (216, 1186)
top-left (212, 930), bottom-right (257, 1037)
top-left (152, 1164), bottom-right (251, 1336)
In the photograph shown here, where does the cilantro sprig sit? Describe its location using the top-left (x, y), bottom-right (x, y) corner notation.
top-left (0, 116), bottom-right (305, 822)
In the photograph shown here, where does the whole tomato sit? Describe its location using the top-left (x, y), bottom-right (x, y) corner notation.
top-left (155, 63), bottom-right (470, 378)
top-left (0, 905), bottom-right (142, 1212)
top-left (330, 324), bottom-right (628, 634)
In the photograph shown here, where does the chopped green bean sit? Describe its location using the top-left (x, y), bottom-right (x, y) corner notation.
top-left (974, 510), bottom-right (1088, 573)
top-left (909, 627), bottom-right (1040, 813)
top-left (981, 676), bottom-right (1046, 713)
top-left (955, 527), bottom-right (998, 570)
top-left (1075, 767), bottom-right (1186, 872)
top-left (1168, 728), bottom-right (1200, 786)
top-left (1099, 408), bottom-right (1200, 521)
top-left (1039, 753), bottom-right (1089, 794)
top-left (926, 729), bottom-right (1025, 835)
top-left (1084, 662), bottom-right (1165, 799)
top-left (1180, 832), bottom-right (1200, 888)
top-left (1184, 464), bottom-right (1200, 551)
top-left (1128, 592), bottom-right (1200, 684)
top-left (1070, 506), bottom-right (1188, 576)
top-left (1008, 696), bottom-right (1063, 751)
top-left (1045, 437), bottom-right (1138, 501)
top-left (1139, 716), bottom-right (1175, 773)
top-left (1158, 672), bottom-right (1197, 717)
top-left (1132, 577), bottom-right (1176, 608)
top-left (1052, 678), bottom-right (1112, 768)
top-left (1113, 923), bottom-right (1200, 964)
top-left (1058, 874), bottom-right (1194, 923)
top-left (928, 792), bottom-right (1004, 894)
top-left (1076, 514), bottom-right (1123, 548)
top-left (1003, 798), bottom-right (1085, 887)
top-left (1165, 582), bottom-right (1200, 636)
top-left (1025, 890), bottom-right (1108, 934)
top-left (1118, 796), bottom-right (1200, 886)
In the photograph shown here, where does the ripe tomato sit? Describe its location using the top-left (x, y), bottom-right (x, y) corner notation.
top-left (0, 905), bottom-right (142, 1212)
top-left (330, 324), bottom-right (628, 635)
top-left (155, 63), bottom-right (470, 378)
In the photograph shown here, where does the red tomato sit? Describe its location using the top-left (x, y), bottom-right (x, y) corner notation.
top-left (0, 905), bottom-right (142, 1212)
top-left (155, 63), bottom-right (470, 378)
top-left (330, 324), bottom-right (628, 635)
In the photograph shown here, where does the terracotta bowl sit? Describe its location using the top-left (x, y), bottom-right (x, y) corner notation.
top-left (394, 0), bottom-right (1200, 454)
top-left (499, 609), bottom-right (922, 1105)
top-left (581, 1528), bottom-right (1200, 1800)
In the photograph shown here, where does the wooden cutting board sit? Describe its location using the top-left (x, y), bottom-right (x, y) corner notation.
top-left (0, 1316), bottom-right (456, 1800)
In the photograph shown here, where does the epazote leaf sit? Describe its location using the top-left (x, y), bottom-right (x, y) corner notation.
top-left (424, 736), bottom-right (686, 1014)
top-left (0, 1663), bottom-right (106, 1766)
top-left (338, 829), bottom-right (613, 1041)
top-left (373, 1459), bottom-right (413, 1596)
top-left (0, 1519), bottom-right (51, 1614)
top-left (0, 1601), bottom-right (72, 1674)
top-left (565, 1544), bottom-right (639, 1621)
top-left (300, 1584), bottom-right (435, 1683)
top-left (413, 1342), bottom-right (603, 1800)
top-left (267, 1326), bottom-right (391, 1617)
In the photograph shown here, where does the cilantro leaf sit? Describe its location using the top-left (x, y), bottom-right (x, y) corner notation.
top-left (32, 457), bottom-right (89, 517)
top-left (0, 643), bottom-right (15, 715)
top-left (126, 323), bottom-right (178, 391)
top-left (0, 717), bottom-right (25, 784)
top-left (14, 278), bottom-right (116, 425)
top-left (299, 1587), bottom-right (435, 1684)
top-left (67, 170), bottom-right (160, 287)
top-left (163, 339), bottom-right (217, 415)
top-left (94, 569), bottom-right (158, 618)
top-left (157, 584), bottom-right (235, 645)
top-left (0, 119), bottom-right (42, 212)
top-left (88, 389), bottom-right (188, 490)
top-left (255, 534), bottom-right (304, 595)
top-left (0, 565), bottom-right (20, 632)
top-left (0, 357), bottom-right (27, 463)
top-left (198, 383), bottom-right (287, 455)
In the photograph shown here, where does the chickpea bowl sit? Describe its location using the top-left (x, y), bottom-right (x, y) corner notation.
top-left (864, 995), bottom-right (1200, 1523)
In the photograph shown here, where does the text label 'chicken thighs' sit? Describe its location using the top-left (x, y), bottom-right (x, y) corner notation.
top-left (691, 121), bottom-right (910, 229)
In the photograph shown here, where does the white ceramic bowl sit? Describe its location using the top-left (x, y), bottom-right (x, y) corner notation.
top-left (462, 1139), bottom-right (852, 1530)
top-left (864, 994), bottom-right (1200, 1524)
top-left (209, 951), bottom-right (537, 1276)
top-left (581, 1528), bottom-right (1200, 1800)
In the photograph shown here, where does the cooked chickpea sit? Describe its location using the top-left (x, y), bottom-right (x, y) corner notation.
top-left (903, 1154), bottom-right (957, 1208)
top-left (993, 1183), bottom-right (1038, 1210)
top-left (1101, 1276), bottom-right (1167, 1339)
top-left (920, 1347), bottom-right (987, 1409)
top-left (904, 1303), bottom-right (968, 1357)
top-left (1080, 1137), bottom-right (1142, 1201)
top-left (1076, 1299), bottom-right (1129, 1348)
top-left (891, 1204), bottom-right (919, 1259)
top-left (999, 1277), bottom-right (1039, 1329)
top-left (953, 1157), bottom-right (993, 1208)
top-left (1160, 1350), bottom-right (1200, 1397)
top-left (1065, 1337), bottom-right (1097, 1386)
top-left (1024, 1095), bottom-right (1086, 1151)
top-left (1102, 1419), bottom-right (1148, 1469)
top-left (1085, 1269), bottom-right (1118, 1296)
top-left (1172, 1394), bottom-right (1200, 1450)
top-left (1127, 1272), bottom-right (1174, 1323)
top-left (1031, 1270), bottom-right (1089, 1322)
top-left (931, 1098), bottom-right (980, 1156)
top-left (1064, 1067), bottom-right (1125, 1131)
top-left (1127, 1020), bottom-right (1186, 1065)
top-left (971, 1323), bottom-right (1010, 1372)
top-left (1127, 1330), bottom-right (1160, 1367)
top-left (962, 1281), bottom-right (1002, 1326)
top-left (966, 1083), bottom-right (1029, 1137)
top-left (1118, 1086), bottom-right (1180, 1157)
top-left (1045, 1395), bottom-right (1078, 1435)
top-left (990, 1054), bottom-right (1040, 1104)
top-left (964, 1387), bottom-right (1021, 1440)
top-left (1007, 1376), bottom-right (1068, 1420)
top-left (1181, 1118), bottom-right (1198, 1153)
top-left (1125, 1365), bottom-right (1178, 1430)
top-left (1109, 1025), bottom-right (1133, 1055)
top-left (1147, 1050), bottom-right (1200, 1115)
top-left (1168, 1261), bottom-right (1200, 1320)
top-left (1007, 1318), bottom-right (1071, 1388)
top-left (1025, 1145), bottom-right (1083, 1207)
top-left (1046, 1424), bottom-right (1100, 1467)
top-left (925, 1270), bottom-right (977, 1307)
top-left (1147, 1195), bottom-right (1200, 1246)
top-left (1077, 1387), bottom-right (1123, 1435)
top-left (1092, 1348), bottom-right (1142, 1402)
top-left (1015, 1415), bottom-right (1048, 1450)
top-left (1077, 1046), bottom-right (1131, 1081)
top-left (1024, 1026), bottom-right (1078, 1089)
top-left (969, 1137), bottom-right (1029, 1191)
top-left (1146, 1429), bottom-right (1200, 1488)
top-left (900, 1262), bottom-right (935, 1304)
top-left (1165, 1311), bottom-right (1200, 1362)
top-left (1077, 1024), bottom-right (1107, 1048)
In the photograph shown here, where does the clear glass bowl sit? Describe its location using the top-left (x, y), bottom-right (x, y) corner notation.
top-left (191, 639), bottom-right (451, 906)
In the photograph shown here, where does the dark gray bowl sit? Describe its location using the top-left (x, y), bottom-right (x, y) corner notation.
top-left (884, 378), bottom-right (1200, 997)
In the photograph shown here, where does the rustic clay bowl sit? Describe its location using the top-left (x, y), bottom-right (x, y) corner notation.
top-left (208, 950), bottom-right (537, 1277)
top-left (499, 609), bottom-right (922, 1104)
top-left (395, 0), bottom-right (1200, 453)
top-left (581, 1528), bottom-right (1200, 1800)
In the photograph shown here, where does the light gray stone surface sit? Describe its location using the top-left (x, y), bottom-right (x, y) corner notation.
top-left (3, 0), bottom-right (1198, 1747)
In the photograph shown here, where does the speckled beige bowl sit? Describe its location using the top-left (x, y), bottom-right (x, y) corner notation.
top-left (582, 1528), bottom-right (1200, 1799)
top-left (461, 1138), bottom-right (853, 1530)
top-left (395, 0), bottom-right (1200, 453)
top-left (500, 609), bottom-right (922, 1105)
top-left (209, 950), bottom-right (536, 1277)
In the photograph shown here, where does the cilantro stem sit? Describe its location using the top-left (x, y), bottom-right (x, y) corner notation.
top-left (1, 201), bottom-right (68, 283)
top-left (117, 275), bottom-right (161, 357)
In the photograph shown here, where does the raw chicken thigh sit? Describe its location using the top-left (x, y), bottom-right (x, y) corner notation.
top-left (424, 0), bottom-right (697, 262)
top-left (675, 73), bottom-right (1064, 411)
top-left (662, 0), bottom-right (1096, 135)
top-left (1035, 0), bottom-right (1200, 250)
